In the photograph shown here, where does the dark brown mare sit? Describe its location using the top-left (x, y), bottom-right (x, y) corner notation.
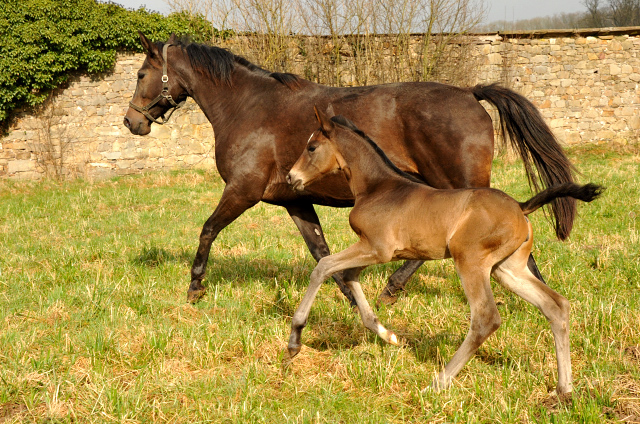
top-left (123, 33), bottom-right (577, 306)
top-left (286, 107), bottom-right (603, 395)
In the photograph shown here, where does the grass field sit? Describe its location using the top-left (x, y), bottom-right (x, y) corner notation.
top-left (0, 142), bottom-right (639, 423)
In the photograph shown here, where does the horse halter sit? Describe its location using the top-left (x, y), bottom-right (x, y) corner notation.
top-left (129, 43), bottom-right (186, 125)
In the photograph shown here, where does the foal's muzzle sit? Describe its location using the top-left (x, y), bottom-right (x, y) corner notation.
top-left (286, 172), bottom-right (304, 191)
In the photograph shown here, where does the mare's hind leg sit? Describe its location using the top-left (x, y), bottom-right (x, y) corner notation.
top-left (286, 203), bottom-right (357, 307)
top-left (376, 254), bottom-right (545, 308)
top-left (188, 185), bottom-right (260, 303)
top-left (493, 251), bottom-right (572, 396)
top-left (377, 260), bottom-right (424, 307)
top-left (432, 262), bottom-right (501, 390)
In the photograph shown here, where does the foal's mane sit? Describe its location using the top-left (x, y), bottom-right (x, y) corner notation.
top-left (160, 40), bottom-right (301, 89)
top-left (330, 115), bottom-right (425, 185)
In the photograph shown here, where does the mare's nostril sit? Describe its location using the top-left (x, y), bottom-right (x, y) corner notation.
top-left (123, 117), bottom-right (131, 129)
top-left (286, 173), bottom-right (292, 185)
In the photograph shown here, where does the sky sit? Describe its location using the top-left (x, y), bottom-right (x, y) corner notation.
top-left (113, 0), bottom-right (587, 25)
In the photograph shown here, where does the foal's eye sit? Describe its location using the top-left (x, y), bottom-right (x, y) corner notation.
top-left (137, 73), bottom-right (145, 80)
top-left (307, 146), bottom-right (316, 153)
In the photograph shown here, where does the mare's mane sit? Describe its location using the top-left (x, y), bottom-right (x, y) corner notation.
top-left (330, 115), bottom-right (426, 185)
top-left (158, 40), bottom-right (301, 89)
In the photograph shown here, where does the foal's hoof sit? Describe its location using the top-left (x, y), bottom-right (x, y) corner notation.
top-left (186, 288), bottom-right (206, 304)
top-left (388, 332), bottom-right (400, 346)
top-left (551, 389), bottom-right (573, 404)
top-left (287, 345), bottom-right (301, 359)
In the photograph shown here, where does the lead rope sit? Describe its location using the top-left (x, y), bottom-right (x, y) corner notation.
top-left (129, 43), bottom-right (186, 125)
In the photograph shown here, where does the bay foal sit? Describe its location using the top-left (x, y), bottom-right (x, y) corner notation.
top-left (286, 107), bottom-right (602, 395)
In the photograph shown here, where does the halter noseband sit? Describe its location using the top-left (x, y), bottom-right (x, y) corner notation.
top-left (129, 43), bottom-right (186, 125)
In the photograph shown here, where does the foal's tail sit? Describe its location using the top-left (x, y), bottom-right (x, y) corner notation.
top-left (471, 83), bottom-right (577, 240)
top-left (519, 183), bottom-right (604, 216)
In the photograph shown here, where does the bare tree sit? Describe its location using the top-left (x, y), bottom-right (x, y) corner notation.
top-left (609, 0), bottom-right (640, 26)
top-left (28, 94), bottom-right (78, 180)
top-left (166, 0), bottom-right (487, 87)
top-left (583, 0), bottom-right (606, 27)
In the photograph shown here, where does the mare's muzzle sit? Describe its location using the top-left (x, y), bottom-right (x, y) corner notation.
top-left (128, 43), bottom-right (186, 125)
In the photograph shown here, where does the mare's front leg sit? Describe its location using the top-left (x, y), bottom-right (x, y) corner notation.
top-left (188, 184), bottom-right (261, 303)
top-left (287, 241), bottom-right (382, 359)
top-left (286, 203), bottom-right (357, 307)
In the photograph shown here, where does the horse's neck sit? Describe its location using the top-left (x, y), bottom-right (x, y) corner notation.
top-left (183, 64), bottom-right (258, 134)
top-left (337, 136), bottom-right (405, 197)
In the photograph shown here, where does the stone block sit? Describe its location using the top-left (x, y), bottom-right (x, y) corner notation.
top-left (610, 64), bottom-right (622, 75)
top-left (8, 160), bottom-right (36, 173)
top-left (102, 151), bottom-right (121, 160)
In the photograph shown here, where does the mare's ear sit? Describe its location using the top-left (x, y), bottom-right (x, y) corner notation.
top-left (314, 105), bottom-right (335, 135)
top-left (168, 33), bottom-right (178, 45)
top-left (138, 31), bottom-right (160, 61)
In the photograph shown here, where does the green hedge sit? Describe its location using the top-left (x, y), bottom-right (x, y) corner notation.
top-left (0, 0), bottom-right (218, 126)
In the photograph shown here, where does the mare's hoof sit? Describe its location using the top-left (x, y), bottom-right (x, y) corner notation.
top-left (376, 291), bottom-right (398, 308)
top-left (186, 288), bottom-right (206, 304)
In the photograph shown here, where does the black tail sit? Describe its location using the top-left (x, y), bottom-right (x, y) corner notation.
top-left (519, 183), bottom-right (604, 216)
top-left (471, 83), bottom-right (577, 240)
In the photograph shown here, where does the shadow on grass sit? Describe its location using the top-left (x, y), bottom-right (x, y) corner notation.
top-left (402, 331), bottom-right (465, 365)
top-left (132, 246), bottom-right (193, 267)
top-left (131, 244), bottom-right (314, 288)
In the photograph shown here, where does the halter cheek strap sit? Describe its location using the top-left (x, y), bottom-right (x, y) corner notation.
top-left (129, 43), bottom-right (186, 125)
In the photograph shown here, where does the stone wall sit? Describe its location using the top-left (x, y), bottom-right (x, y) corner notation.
top-left (1, 56), bottom-right (214, 180)
top-left (476, 27), bottom-right (640, 145)
top-left (2, 27), bottom-right (640, 179)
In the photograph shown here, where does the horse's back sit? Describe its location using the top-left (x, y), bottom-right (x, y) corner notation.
top-left (320, 82), bottom-right (495, 189)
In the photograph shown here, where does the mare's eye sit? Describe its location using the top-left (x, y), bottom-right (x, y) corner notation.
top-left (307, 146), bottom-right (316, 153)
top-left (138, 73), bottom-right (145, 80)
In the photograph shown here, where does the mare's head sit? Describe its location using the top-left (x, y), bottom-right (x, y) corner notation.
top-left (123, 32), bottom-right (188, 135)
top-left (287, 106), bottom-right (351, 192)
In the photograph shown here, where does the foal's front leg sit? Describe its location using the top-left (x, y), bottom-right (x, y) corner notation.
top-left (287, 242), bottom-right (382, 359)
top-left (343, 268), bottom-right (399, 346)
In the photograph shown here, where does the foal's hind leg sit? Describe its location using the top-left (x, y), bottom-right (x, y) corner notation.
top-left (493, 252), bottom-right (572, 397)
top-left (432, 262), bottom-right (501, 390)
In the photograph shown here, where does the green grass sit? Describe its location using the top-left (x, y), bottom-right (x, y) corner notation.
top-left (0, 143), bottom-right (638, 423)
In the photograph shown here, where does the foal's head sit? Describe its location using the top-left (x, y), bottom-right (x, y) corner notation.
top-left (287, 106), bottom-right (351, 191)
top-left (123, 32), bottom-right (188, 135)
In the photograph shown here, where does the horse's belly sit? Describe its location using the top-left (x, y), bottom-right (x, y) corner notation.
top-left (392, 244), bottom-right (450, 261)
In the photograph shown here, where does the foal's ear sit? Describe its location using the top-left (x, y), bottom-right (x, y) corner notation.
top-left (314, 105), bottom-right (335, 135)
top-left (139, 31), bottom-right (160, 60)
top-left (168, 33), bottom-right (178, 45)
